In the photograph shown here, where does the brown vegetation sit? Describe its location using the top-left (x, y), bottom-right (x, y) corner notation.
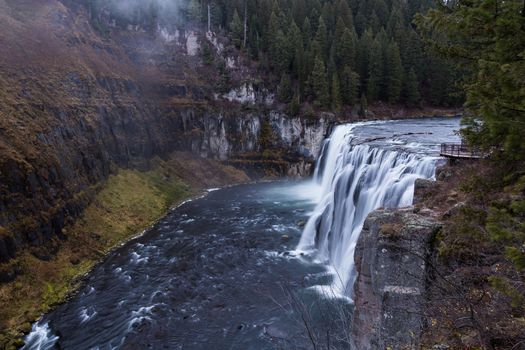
top-left (0, 152), bottom-right (248, 348)
top-left (416, 160), bottom-right (525, 349)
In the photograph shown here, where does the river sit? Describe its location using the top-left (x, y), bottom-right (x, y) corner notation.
top-left (23, 117), bottom-right (461, 350)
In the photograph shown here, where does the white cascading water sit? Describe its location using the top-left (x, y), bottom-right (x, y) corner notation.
top-left (297, 123), bottom-right (437, 298)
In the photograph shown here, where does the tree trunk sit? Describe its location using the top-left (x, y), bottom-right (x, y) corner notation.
top-left (243, 1), bottom-right (247, 48)
top-left (208, 4), bottom-right (211, 32)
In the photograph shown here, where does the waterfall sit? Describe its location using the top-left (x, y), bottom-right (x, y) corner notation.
top-left (297, 123), bottom-right (438, 298)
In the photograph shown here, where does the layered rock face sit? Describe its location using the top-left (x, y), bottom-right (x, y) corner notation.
top-left (174, 110), bottom-right (331, 163)
top-left (0, 1), bottom-right (331, 265)
top-left (352, 208), bottom-right (441, 350)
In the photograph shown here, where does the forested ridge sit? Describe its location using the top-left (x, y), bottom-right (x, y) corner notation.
top-left (84, 0), bottom-right (463, 112)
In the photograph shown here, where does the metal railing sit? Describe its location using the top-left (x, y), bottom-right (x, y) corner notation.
top-left (440, 143), bottom-right (484, 159)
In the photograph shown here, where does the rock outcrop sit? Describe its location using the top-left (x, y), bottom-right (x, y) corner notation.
top-left (352, 208), bottom-right (441, 350)
top-left (0, 1), bottom-right (333, 264)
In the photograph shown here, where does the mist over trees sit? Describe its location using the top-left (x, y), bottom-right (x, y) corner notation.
top-left (205, 0), bottom-right (464, 109)
top-left (84, 0), bottom-right (464, 110)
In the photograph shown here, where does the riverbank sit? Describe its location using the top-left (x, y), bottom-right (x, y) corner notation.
top-left (333, 104), bottom-right (461, 123)
top-left (350, 159), bottom-right (525, 349)
top-left (0, 152), bottom-right (248, 349)
top-left (417, 160), bottom-right (525, 348)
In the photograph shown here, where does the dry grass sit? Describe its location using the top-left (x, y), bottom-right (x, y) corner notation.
top-left (0, 154), bottom-right (248, 349)
top-left (418, 160), bottom-right (525, 349)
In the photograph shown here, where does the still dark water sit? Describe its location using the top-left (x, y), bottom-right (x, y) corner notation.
top-left (24, 182), bottom-right (350, 350)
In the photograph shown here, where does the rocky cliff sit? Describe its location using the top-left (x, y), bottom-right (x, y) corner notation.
top-left (0, 0), bottom-right (332, 267)
top-left (351, 208), bottom-right (441, 350)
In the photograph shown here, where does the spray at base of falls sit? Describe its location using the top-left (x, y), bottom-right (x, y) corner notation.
top-left (297, 123), bottom-right (438, 299)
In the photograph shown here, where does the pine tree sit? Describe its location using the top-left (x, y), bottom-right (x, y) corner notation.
top-left (417, 0), bottom-right (525, 331)
top-left (202, 42), bottom-right (214, 65)
top-left (385, 41), bottom-right (403, 104)
top-left (315, 17), bottom-right (328, 59)
top-left (402, 28), bottom-right (425, 79)
top-left (286, 89), bottom-right (301, 116)
top-left (230, 9), bottom-right (243, 48)
top-left (340, 66), bottom-right (360, 105)
top-left (292, 0), bottom-right (306, 27)
top-left (339, 28), bottom-right (357, 72)
top-left (321, 2), bottom-right (335, 32)
top-left (367, 37), bottom-right (383, 102)
top-left (337, 0), bottom-right (354, 28)
top-left (354, 4), bottom-right (367, 36)
top-left (368, 11), bottom-right (381, 34)
top-left (302, 17), bottom-right (312, 47)
top-left (405, 68), bottom-right (420, 107)
top-left (187, 0), bottom-right (202, 21)
top-left (331, 72), bottom-right (342, 111)
top-left (216, 60), bottom-right (231, 93)
top-left (359, 93), bottom-right (368, 117)
top-left (273, 29), bottom-right (291, 74)
top-left (266, 11), bottom-right (280, 53)
top-left (289, 20), bottom-right (303, 78)
top-left (278, 73), bottom-right (293, 103)
top-left (311, 55), bottom-right (329, 107)
top-left (357, 29), bottom-right (373, 90)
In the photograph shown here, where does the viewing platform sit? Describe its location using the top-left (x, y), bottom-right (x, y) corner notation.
top-left (440, 143), bottom-right (485, 159)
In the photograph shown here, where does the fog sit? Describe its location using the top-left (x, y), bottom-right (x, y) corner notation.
top-left (93, 0), bottom-right (189, 26)
top-left (110, 0), bottom-right (183, 17)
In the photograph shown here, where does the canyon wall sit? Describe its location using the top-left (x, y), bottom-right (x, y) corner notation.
top-left (0, 1), bottom-right (332, 267)
top-left (351, 208), bottom-right (441, 349)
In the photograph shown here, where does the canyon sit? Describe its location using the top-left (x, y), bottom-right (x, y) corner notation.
top-left (0, 0), bottom-right (465, 348)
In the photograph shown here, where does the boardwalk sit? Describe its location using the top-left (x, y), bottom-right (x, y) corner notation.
top-left (440, 143), bottom-right (485, 159)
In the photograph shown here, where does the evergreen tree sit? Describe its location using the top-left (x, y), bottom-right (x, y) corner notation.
top-left (367, 37), bottom-right (383, 102)
top-left (202, 42), bottom-right (214, 65)
top-left (211, 0), bottom-right (463, 111)
top-left (338, 28), bottom-right (357, 71)
top-left (315, 17), bottom-right (329, 59)
top-left (402, 28), bottom-right (425, 79)
top-left (286, 90), bottom-right (301, 116)
top-left (359, 93), bottom-right (368, 117)
top-left (230, 9), bottom-right (243, 47)
top-left (331, 72), bottom-right (342, 111)
top-left (354, 4), bottom-right (367, 35)
top-left (188, 0), bottom-right (202, 21)
top-left (357, 29), bottom-right (373, 90)
top-left (266, 11), bottom-right (280, 53)
top-left (368, 11), bottom-right (381, 34)
top-left (302, 17), bottom-right (312, 47)
top-left (405, 68), bottom-right (420, 107)
top-left (289, 20), bottom-right (304, 78)
top-left (385, 41), bottom-right (403, 103)
top-left (291, 0), bottom-right (306, 26)
top-left (273, 29), bottom-right (292, 73)
top-left (337, 0), bottom-right (354, 28)
top-left (278, 73), bottom-right (293, 103)
top-left (340, 66), bottom-right (360, 105)
top-left (334, 18), bottom-right (346, 51)
top-left (311, 55), bottom-right (329, 107)
top-left (216, 60), bottom-right (231, 93)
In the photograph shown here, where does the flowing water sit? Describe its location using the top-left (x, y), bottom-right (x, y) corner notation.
top-left (297, 117), bottom-right (460, 297)
top-left (23, 117), bottom-right (460, 350)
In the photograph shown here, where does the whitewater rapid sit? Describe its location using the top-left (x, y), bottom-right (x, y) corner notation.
top-left (297, 120), bottom-right (457, 298)
top-left (21, 117), bottom-right (460, 349)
